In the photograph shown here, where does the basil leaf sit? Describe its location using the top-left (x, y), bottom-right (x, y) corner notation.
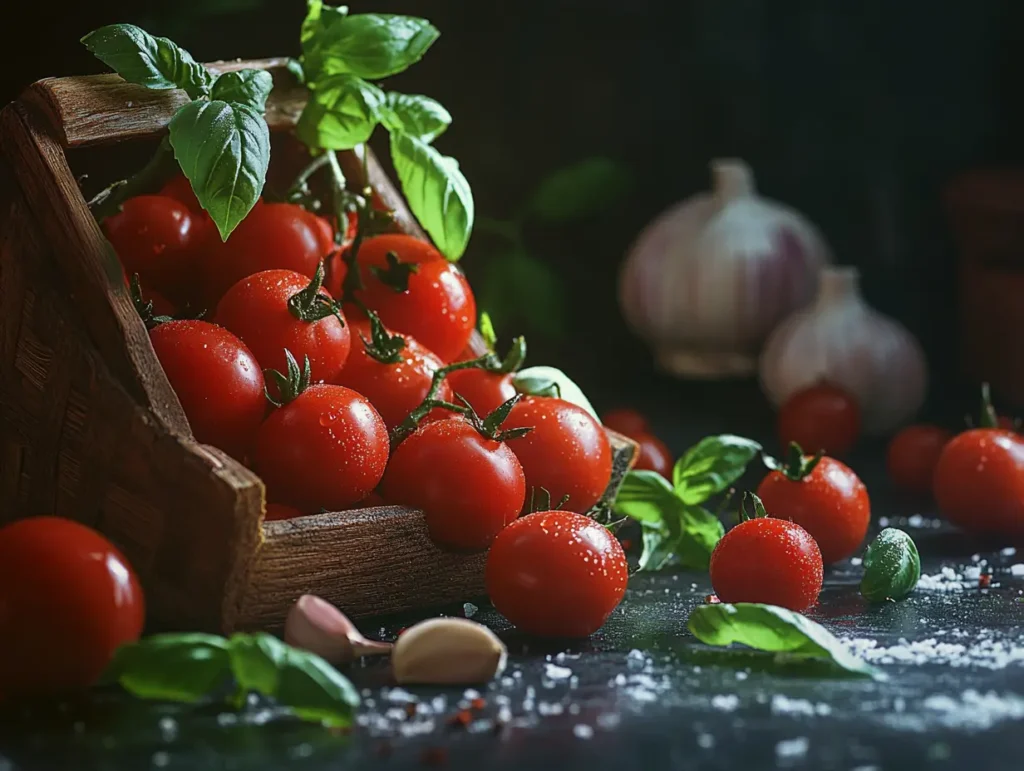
top-left (687, 603), bottom-right (883, 679)
top-left (300, 0), bottom-right (351, 82)
top-left (102, 633), bottom-right (231, 701)
top-left (276, 648), bottom-right (361, 728)
top-left (296, 74), bottom-right (384, 150)
top-left (210, 69), bottom-right (274, 112)
top-left (614, 470), bottom-right (681, 525)
top-left (228, 633), bottom-right (289, 697)
top-left (673, 435), bottom-right (762, 505)
top-left (528, 157), bottom-right (632, 222)
top-left (390, 132), bottom-right (474, 261)
top-left (81, 24), bottom-right (213, 99)
top-left (381, 93), bottom-right (451, 143)
top-left (860, 528), bottom-right (921, 603)
top-left (312, 14), bottom-right (439, 81)
top-left (675, 506), bottom-right (725, 570)
top-left (169, 100), bottom-right (270, 241)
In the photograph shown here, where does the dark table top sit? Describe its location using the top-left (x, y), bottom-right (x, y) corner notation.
top-left (3, 377), bottom-right (1024, 771)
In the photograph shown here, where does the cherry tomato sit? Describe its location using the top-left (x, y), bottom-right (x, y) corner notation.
top-left (103, 195), bottom-right (199, 301)
top-left (381, 417), bottom-right (526, 551)
top-left (0, 517), bottom-right (144, 695)
top-left (349, 234), bottom-right (476, 362)
top-left (149, 320), bottom-right (266, 460)
top-left (215, 269), bottom-right (351, 386)
top-left (159, 174), bottom-right (204, 215)
top-left (933, 427), bottom-right (1024, 535)
top-left (601, 408), bottom-right (649, 438)
top-left (755, 455), bottom-right (870, 564)
top-left (710, 515), bottom-right (823, 611)
top-left (445, 368), bottom-right (517, 417)
top-left (632, 431), bottom-right (673, 478)
top-left (255, 384), bottom-right (389, 511)
top-left (264, 503), bottom-right (303, 522)
top-left (335, 320), bottom-right (451, 431)
top-left (886, 424), bottom-right (952, 496)
top-left (777, 383), bottom-right (860, 457)
top-left (485, 510), bottom-right (628, 637)
top-left (124, 272), bottom-right (176, 317)
top-left (502, 397), bottom-right (612, 513)
top-left (200, 203), bottom-right (334, 306)
top-left (998, 415), bottom-right (1019, 432)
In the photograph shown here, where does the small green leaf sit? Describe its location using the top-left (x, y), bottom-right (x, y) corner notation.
top-left (390, 131), bottom-right (473, 261)
top-left (614, 470), bottom-right (682, 526)
top-left (478, 249), bottom-right (565, 342)
top-left (82, 24), bottom-right (213, 99)
top-left (527, 157), bottom-right (632, 222)
top-left (276, 648), bottom-right (361, 728)
top-left (381, 93), bottom-right (451, 143)
top-left (169, 99), bottom-right (270, 241)
top-left (673, 435), bottom-right (762, 505)
top-left (210, 69), bottom-right (274, 112)
top-left (860, 528), bottom-right (921, 603)
top-left (103, 634), bottom-right (232, 701)
top-left (296, 74), bottom-right (384, 150)
top-left (309, 13), bottom-right (439, 81)
top-left (228, 633), bottom-right (289, 697)
top-left (479, 312), bottom-right (497, 350)
top-left (687, 603), bottom-right (883, 679)
top-left (511, 366), bottom-right (599, 420)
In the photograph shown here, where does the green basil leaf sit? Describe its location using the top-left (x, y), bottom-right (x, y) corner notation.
top-left (311, 14), bottom-right (439, 81)
top-left (300, 0), bottom-right (350, 82)
top-left (210, 69), bottom-right (274, 112)
top-left (687, 603), bottom-right (883, 679)
top-left (381, 93), bottom-right (451, 143)
top-left (169, 100), bottom-right (270, 241)
top-left (676, 505), bottom-right (725, 570)
top-left (228, 633), bottom-right (289, 697)
top-left (390, 131), bottom-right (473, 261)
top-left (672, 435), bottom-right (762, 505)
top-left (479, 312), bottom-right (497, 350)
top-left (614, 470), bottom-right (680, 525)
top-left (296, 74), bottom-right (384, 150)
top-left (527, 157), bottom-right (632, 222)
top-left (102, 633), bottom-right (231, 701)
top-left (276, 647), bottom-right (361, 728)
top-left (81, 24), bottom-right (213, 99)
top-left (860, 528), bottom-right (921, 603)
top-left (638, 523), bottom-right (679, 572)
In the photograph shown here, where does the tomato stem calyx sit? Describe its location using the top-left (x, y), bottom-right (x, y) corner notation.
top-left (458, 393), bottom-right (534, 443)
top-left (264, 349), bottom-right (312, 407)
top-left (129, 274), bottom-right (175, 330)
top-left (89, 136), bottom-right (179, 222)
top-left (978, 382), bottom-right (999, 430)
top-left (526, 486), bottom-right (571, 514)
top-left (288, 261), bottom-right (346, 326)
top-left (370, 251), bottom-right (419, 293)
top-left (474, 313), bottom-right (527, 374)
top-left (738, 492), bottom-right (769, 522)
top-left (359, 310), bottom-right (407, 365)
top-left (763, 442), bottom-right (822, 482)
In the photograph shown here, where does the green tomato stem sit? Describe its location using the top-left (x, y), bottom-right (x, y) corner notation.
top-left (88, 136), bottom-right (179, 222)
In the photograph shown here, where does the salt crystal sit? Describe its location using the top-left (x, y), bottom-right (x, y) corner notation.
top-left (711, 694), bottom-right (739, 711)
top-left (497, 706), bottom-right (513, 723)
top-left (1010, 564), bottom-right (1024, 576)
top-left (569, 703), bottom-right (582, 715)
top-left (1002, 547), bottom-right (1017, 557)
top-left (385, 688), bottom-right (417, 703)
top-left (151, 751), bottom-right (170, 767)
top-left (596, 712), bottom-right (621, 729)
top-left (775, 737), bottom-right (809, 758)
top-left (538, 702), bottom-right (564, 716)
top-left (573, 724), bottom-right (594, 739)
top-left (614, 673), bottom-right (628, 686)
top-left (850, 557), bottom-right (862, 566)
top-left (431, 696), bottom-right (446, 713)
top-left (697, 733), bottom-right (715, 749)
top-left (158, 717), bottom-right (177, 742)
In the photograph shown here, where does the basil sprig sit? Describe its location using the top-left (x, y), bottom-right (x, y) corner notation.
top-left (614, 435), bottom-right (761, 571)
top-left (81, 24), bottom-right (271, 240)
top-left (102, 632), bottom-right (359, 727)
top-left (860, 528), bottom-right (921, 603)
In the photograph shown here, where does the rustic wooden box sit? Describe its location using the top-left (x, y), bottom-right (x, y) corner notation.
top-left (0, 59), bottom-right (636, 634)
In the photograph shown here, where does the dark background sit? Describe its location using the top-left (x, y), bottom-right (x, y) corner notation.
top-left (5, 0), bottom-right (1024, 414)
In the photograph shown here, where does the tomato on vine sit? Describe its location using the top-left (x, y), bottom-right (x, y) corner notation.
top-left (149, 320), bottom-right (266, 460)
top-left (485, 508), bottom-right (628, 637)
top-left (0, 516), bottom-right (145, 695)
top-left (755, 443), bottom-right (870, 564)
top-left (632, 432), bottom-right (673, 478)
top-left (777, 383), bottom-right (860, 457)
top-left (709, 493), bottom-right (823, 612)
top-left (601, 407), bottom-right (650, 438)
top-left (887, 424), bottom-right (952, 496)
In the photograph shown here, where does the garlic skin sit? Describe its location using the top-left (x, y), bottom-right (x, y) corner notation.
top-left (284, 594), bottom-right (392, 664)
top-left (759, 266), bottom-right (927, 435)
top-left (391, 617), bottom-right (507, 686)
top-left (619, 158), bottom-right (831, 378)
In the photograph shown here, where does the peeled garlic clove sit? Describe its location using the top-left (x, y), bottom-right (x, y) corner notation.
top-left (284, 594), bottom-right (392, 663)
top-left (392, 617), bottom-right (507, 686)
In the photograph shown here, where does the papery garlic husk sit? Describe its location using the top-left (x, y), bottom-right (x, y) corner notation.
top-left (618, 158), bottom-right (832, 378)
top-left (759, 266), bottom-right (928, 434)
top-left (284, 594), bottom-right (392, 664)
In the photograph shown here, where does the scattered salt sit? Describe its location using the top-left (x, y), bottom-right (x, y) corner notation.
top-left (1002, 547), bottom-right (1017, 557)
top-left (922, 690), bottom-right (1024, 730)
top-left (538, 702), bottom-right (564, 716)
top-left (775, 737), bottom-right (809, 758)
top-left (1010, 564), bottom-right (1024, 576)
top-left (573, 724), bottom-right (594, 739)
top-left (385, 688), bottom-right (417, 703)
top-left (771, 694), bottom-right (831, 717)
top-left (697, 732), bottom-right (715, 749)
top-left (542, 663), bottom-right (570, 682)
top-left (596, 712), bottom-right (621, 729)
top-left (711, 694), bottom-right (740, 712)
top-left (462, 688), bottom-right (481, 700)
top-left (158, 717), bottom-right (177, 742)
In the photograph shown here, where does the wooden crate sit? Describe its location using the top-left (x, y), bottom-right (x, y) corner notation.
top-left (0, 59), bottom-right (636, 634)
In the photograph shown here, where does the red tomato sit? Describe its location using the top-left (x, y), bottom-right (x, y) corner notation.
top-left (200, 203), bottom-right (334, 306)
top-left (445, 368), bottom-right (517, 417)
top-left (887, 424), bottom-right (953, 496)
top-left (255, 384), bottom-right (389, 511)
top-left (350, 234), bottom-right (475, 362)
top-left (336, 320), bottom-right (451, 431)
top-left (149, 320), bottom-right (266, 460)
top-left (215, 269), bottom-right (351, 385)
top-left (777, 383), bottom-right (860, 457)
top-left (103, 195), bottom-right (199, 301)
top-left (264, 503), bottom-right (303, 522)
top-left (755, 455), bottom-right (870, 564)
top-left (601, 408), bottom-right (649, 438)
top-left (124, 272), bottom-right (176, 317)
top-left (0, 517), bottom-right (145, 695)
top-left (632, 432), bottom-right (673, 477)
top-left (485, 510), bottom-right (628, 637)
top-left (933, 427), bottom-right (1024, 535)
top-left (159, 174), bottom-right (204, 215)
top-left (998, 415), bottom-right (1019, 432)
top-left (502, 397), bottom-right (612, 513)
top-left (710, 515), bottom-right (823, 611)
top-left (381, 417), bottom-right (526, 551)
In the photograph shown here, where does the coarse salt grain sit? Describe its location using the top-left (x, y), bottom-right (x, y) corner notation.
top-left (711, 694), bottom-right (739, 711)
top-left (1010, 564), bottom-right (1024, 576)
top-left (775, 737), bottom-right (810, 758)
top-left (922, 690), bottom-right (1024, 730)
top-left (573, 724), bottom-right (594, 739)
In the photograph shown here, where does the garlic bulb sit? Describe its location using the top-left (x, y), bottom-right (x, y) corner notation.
top-left (759, 266), bottom-right (927, 434)
top-left (619, 158), bottom-right (832, 378)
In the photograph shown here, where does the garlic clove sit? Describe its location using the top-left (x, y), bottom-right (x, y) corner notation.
top-left (284, 594), bottom-right (392, 663)
top-left (391, 617), bottom-right (507, 686)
